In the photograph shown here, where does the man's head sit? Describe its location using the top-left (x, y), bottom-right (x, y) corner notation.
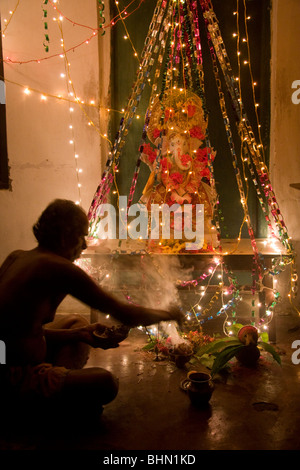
top-left (33, 199), bottom-right (89, 261)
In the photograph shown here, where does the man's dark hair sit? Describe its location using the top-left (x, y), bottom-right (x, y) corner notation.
top-left (33, 199), bottom-right (88, 251)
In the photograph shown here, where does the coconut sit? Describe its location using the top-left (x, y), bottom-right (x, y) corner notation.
top-left (238, 325), bottom-right (259, 346)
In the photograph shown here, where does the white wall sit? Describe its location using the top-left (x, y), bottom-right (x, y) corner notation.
top-left (0, 0), bottom-right (110, 261)
top-left (0, 0), bottom-right (112, 314)
top-left (270, 0), bottom-right (300, 307)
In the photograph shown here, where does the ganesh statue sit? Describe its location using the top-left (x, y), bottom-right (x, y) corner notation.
top-left (139, 89), bottom-right (219, 253)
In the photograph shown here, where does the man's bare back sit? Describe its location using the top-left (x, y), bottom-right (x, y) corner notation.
top-left (0, 200), bottom-right (183, 409)
top-left (0, 247), bottom-right (83, 365)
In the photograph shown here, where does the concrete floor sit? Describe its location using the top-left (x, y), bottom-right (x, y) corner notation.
top-left (1, 308), bottom-right (300, 452)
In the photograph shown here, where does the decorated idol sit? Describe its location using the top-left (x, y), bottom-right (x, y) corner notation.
top-left (139, 89), bottom-right (219, 252)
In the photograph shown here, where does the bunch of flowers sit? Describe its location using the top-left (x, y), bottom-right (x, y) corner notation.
top-left (184, 329), bottom-right (215, 353)
top-left (140, 143), bottom-right (157, 164)
top-left (142, 328), bottom-right (214, 360)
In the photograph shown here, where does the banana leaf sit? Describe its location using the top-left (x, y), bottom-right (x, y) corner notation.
top-left (142, 340), bottom-right (157, 351)
top-left (195, 338), bottom-right (242, 358)
top-left (189, 353), bottom-right (215, 370)
top-left (259, 341), bottom-right (281, 365)
top-left (259, 332), bottom-right (269, 343)
top-left (226, 323), bottom-right (244, 336)
top-left (211, 344), bottom-right (244, 377)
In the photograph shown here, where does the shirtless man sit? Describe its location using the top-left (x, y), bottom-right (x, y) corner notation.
top-left (0, 199), bottom-right (183, 413)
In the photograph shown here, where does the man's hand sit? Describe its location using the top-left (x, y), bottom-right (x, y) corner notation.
top-left (81, 323), bottom-right (130, 349)
top-left (167, 305), bottom-right (184, 327)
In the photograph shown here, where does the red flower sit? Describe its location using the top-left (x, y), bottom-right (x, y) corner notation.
top-left (160, 157), bottom-right (172, 172)
top-left (169, 172), bottom-right (183, 185)
top-left (142, 143), bottom-right (157, 163)
top-left (164, 108), bottom-right (174, 121)
top-left (195, 147), bottom-right (208, 163)
top-left (189, 126), bottom-right (205, 140)
top-left (180, 153), bottom-right (192, 167)
top-left (153, 128), bottom-right (161, 139)
top-left (200, 167), bottom-right (211, 179)
top-left (195, 147), bottom-right (215, 163)
top-left (187, 104), bottom-right (196, 117)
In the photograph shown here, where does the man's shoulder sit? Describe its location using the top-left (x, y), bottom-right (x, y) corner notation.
top-left (35, 252), bottom-right (83, 275)
top-left (5, 249), bottom-right (25, 260)
top-left (34, 251), bottom-right (72, 268)
top-left (0, 250), bottom-right (25, 271)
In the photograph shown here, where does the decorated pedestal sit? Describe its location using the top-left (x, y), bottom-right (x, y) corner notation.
top-left (81, 237), bottom-right (288, 343)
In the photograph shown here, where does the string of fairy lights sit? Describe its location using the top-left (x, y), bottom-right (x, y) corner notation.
top-left (86, 0), bottom-right (296, 335)
top-left (0, 0), bottom-right (142, 207)
top-left (1, 0), bottom-right (298, 333)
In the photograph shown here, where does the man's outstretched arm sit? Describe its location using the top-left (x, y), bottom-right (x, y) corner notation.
top-left (53, 259), bottom-right (183, 327)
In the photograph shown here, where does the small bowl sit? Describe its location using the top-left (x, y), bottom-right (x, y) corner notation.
top-left (169, 352), bottom-right (193, 368)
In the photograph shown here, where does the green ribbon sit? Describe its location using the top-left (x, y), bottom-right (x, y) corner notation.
top-left (98, 0), bottom-right (105, 36)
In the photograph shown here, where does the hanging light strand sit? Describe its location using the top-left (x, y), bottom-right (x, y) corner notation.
top-left (0, 0), bottom-right (20, 38)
